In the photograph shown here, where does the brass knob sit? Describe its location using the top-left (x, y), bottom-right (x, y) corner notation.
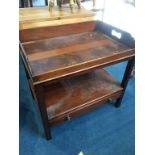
top-left (67, 115), bottom-right (71, 121)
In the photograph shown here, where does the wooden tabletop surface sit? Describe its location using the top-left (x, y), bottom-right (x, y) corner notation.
top-left (22, 29), bottom-right (134, 84)
top-left (45, 69), bottom-right (122, 120)
top-left (19, 6), bottom-right (95, 30)
top-left (19, 8), bottom-right (134, 85)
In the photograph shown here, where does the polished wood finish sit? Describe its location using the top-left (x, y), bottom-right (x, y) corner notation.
top-left (45, 69), bottom-right (122, 120)
top-left (20, 16), bottom-right (95, 30)
top-left (49, 91), bottom-right (121, 126)
top-left (20, 21), bottom-right (95, 42)
top-left (115, 58), bottom-right (135, 107)
top-left (19, 8), bottom-right (135, 139)
top-left (21, 22), bottom-right (134, 85)
top-left (19, 6), bottom-right (95, 30)
top-left (35, 85), bottom-right (51, 139)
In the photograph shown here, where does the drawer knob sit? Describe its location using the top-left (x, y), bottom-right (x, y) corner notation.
top-left (66, 115), bottom-right (71, 121)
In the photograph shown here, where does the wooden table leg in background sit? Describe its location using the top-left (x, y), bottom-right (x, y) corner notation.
top-left (45, 0), bottom-right (48, 6)
top-left (115, 57), bottom-right (135, 107)
top-left (92, 0), bottom-right (96, 7)
top-left (29, 0), bottom-right (33, 7)
top-left (35, 85), bottom-right (52, 140)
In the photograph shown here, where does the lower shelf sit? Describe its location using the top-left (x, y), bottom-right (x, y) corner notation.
top-left (44, 69), bottom-right (123, 125)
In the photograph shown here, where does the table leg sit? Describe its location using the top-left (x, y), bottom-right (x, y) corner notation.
top-left (45, 0), bottom-right (48, 5)
top-left (115, 58), bottom-right (135, 107)
top-left (29, 0), bottom-right (33, 7)
top-left (76, 0), bottom-right (81, 8)
top-left (35, 85), bottom-right (52, 140)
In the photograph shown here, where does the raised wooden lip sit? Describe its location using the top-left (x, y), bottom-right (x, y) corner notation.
top-left (48, 90), bottom-right (123, 121)
top-left (20, 21), bottom-right (96, 42)
top-left (48, 91), bottom-right (122, 126)
top-left (32, 49), bottom-right (135, 85)
top-left (20, 20), bottom-right (135, 85)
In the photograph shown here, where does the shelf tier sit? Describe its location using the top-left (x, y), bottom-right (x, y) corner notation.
top-left (22, 29), bottom-right (134, 84)
top-left (44, 69), bottom-right (123, 125)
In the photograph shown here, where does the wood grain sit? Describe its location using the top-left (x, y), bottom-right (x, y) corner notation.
top-left (20, 21), bottom-right (95, 42)
top-left (20, 16), bottom-right (94, 30)
top-left (44, 69), bottom-right (122, 120)
top-left (19, 6), bottom-right (95, 23)
top-left (19, 6), bottom-right (95, 30)
top-left (23, 32), bottom-right (106, 53)
top-left (19, 7), bottom-right (135, 140)
top-left (49, 91), bottom-right (122, 126)
top-left (22, 29), bottom-right (134, 84)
